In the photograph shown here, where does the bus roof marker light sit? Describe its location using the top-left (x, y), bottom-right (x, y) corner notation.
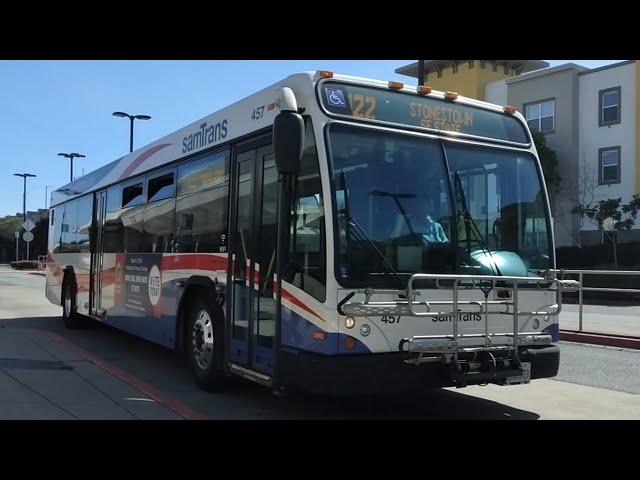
top-left (318, 70), bottom-right (333, 78)
top-left (417, 85), bottom-right (432, 95)
top-left (445, 91), bottom-right (458, 100)
top-left (388, 81), bottom-right (404, 90)
top-left (504, 105), bottom-right (517, 114)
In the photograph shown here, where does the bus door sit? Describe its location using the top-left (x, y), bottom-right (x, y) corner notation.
top-left (90, 189), bottom-right (107, 316)
top-left (229, 136), bottom-right (278, 373)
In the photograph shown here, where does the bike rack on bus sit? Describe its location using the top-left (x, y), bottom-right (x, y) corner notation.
top-left (338, 273), bottom-right (579, 383)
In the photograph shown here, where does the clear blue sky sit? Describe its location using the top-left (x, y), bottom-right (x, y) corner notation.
top-left (0, 59), bottom-right (623, 217)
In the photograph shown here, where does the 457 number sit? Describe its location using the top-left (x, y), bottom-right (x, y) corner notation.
top-left (381, 315), bottom-right (401, 324)
top-left (252, 106), bottom-right (265, 120)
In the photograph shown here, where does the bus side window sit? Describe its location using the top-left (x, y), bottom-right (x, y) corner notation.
top-left (175, 149), bottom-right (230, 253)
top-left (285, 117), bottom-right (326, 302)
top-left (121, 180), bottom-right (145, 253)
top-left (62, 200), bottom-right (78, 253)
top-left (103, 185), bottom-right (123, 254)
top-left (142, 171), bottom-right (175, 253)
top-left (77, 195), bottom-right (92, 253)
top-left (52, 206), bottom-right (64, 254)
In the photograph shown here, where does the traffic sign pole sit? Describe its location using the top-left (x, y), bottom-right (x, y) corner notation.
top-left (22, 220), bottom-right (36, 261)
top-left (14, 231), bottom-right (19, 261)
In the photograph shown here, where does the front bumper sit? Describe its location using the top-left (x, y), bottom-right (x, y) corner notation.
top-left (278, 345), bottom-right (559, 396)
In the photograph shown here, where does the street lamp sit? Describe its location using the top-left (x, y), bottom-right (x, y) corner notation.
top-left (57, 152), bottom-right (86, 182)
top-left (14, 173), bottom-right (36, 260)
top-left (112, 111), bottom-right (151, 153)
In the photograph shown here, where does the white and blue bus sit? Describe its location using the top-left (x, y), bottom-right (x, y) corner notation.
top-left (46, 70), bottom-right (575, 395)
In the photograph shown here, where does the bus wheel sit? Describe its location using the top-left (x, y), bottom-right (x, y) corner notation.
top-left (62, 277), bottom-right (87, 329)
top-left (187, 296), bottom-right (224, 392)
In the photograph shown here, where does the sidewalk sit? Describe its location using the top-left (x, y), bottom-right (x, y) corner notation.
top-left (559, 303), bottom-right (640, 350)
top-left (0, 327), bottom-right (185, 420)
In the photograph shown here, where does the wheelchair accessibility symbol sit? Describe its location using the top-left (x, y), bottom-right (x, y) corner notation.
top-left (324, 88), bottom-right (347, 108)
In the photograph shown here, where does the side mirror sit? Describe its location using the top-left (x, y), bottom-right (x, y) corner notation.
top-left (273, 111), bottom-right (304, 175)
top-left (273, 87), bottom-right (304, 175)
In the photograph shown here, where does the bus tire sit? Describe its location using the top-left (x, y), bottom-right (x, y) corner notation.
top-left (62, 277), bottom-right (87, 329)
top-left (187, 295), bottom-right (225, 392)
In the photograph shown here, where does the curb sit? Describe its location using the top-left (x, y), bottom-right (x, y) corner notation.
top-left (559, 330), bottom-right (640, 350)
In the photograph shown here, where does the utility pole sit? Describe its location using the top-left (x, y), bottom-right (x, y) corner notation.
top-left (418, 59), bottom-right (425, 86)
top-left (45, 185), bottom-right (52, 209)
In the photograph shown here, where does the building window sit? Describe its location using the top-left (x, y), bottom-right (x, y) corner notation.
top-left (525, 99), bottom-right (555, 133)
top-left (599, 146), bottom-right (621, 184)
top-left (599, 87), bottom-right (621, 126)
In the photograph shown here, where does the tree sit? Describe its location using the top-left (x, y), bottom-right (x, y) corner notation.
top-left (0, 213), bottom-right (48, 262)
top-left (572, 194), bottom-right (640, 268)
top-left (531, 129), bottom-right (562, 197)
top-left (30, 215), bottom-right (49, 258)
top-left (0, 216), bottom-right (22, 262)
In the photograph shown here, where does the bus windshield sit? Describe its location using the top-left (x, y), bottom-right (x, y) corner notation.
top-left (329, 124), bottom-right (551, 287)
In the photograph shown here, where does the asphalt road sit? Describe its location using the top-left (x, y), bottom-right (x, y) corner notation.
top-left (1, 265), bottom-right (639, 420)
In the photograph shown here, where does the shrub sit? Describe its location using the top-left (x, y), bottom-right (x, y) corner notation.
top-left (9, 260), bottom-right (40, 270)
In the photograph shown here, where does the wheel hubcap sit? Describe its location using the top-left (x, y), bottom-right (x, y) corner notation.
top-left (192, 309), bottom-right (214, 370)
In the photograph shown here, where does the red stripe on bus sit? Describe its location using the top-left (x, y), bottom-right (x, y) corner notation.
top-left (118, 143), bottom-right (172, 180)
top-left (280, 287), bottom-right (324, 322)
top-left (161, 254), bottom-right (228, 272)
top-left (48, 332), bottom-right (209, 420)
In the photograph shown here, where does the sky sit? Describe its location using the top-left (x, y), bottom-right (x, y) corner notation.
top-left (0, 59), bottom-right (624, 218)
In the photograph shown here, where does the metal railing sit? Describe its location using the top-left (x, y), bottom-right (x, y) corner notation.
top-left (552, 269), bottom-right (640, 332)
top-left (339, 273), bottom-right (579, 366)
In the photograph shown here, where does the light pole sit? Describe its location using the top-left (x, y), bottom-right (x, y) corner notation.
top-left (112, 111), bottom-right (151, 153)
top-left (45, 185), bottom-right (52, 209)
top-left (57, 153), bottom-right (86, 182)
top-left (14, 173), bottom-right (36, 260)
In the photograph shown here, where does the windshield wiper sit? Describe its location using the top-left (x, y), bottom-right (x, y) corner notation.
top-left (454, 171), bottom-right (502, 276)
top-left (343, 211), bottom-right (406, 289)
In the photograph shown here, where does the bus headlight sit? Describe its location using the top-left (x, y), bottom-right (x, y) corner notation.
top-left (532, 318), bottom-right (540, 330)
top-left (360, 324), bottom-right (371, 336)
top-left (345, 316), bottom-right (355, 329)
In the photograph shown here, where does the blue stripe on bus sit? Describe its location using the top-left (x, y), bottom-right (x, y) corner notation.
top-left (282, 306), bottom-right (370, 355)
top-left (542, 323), bottom-right (559, 342)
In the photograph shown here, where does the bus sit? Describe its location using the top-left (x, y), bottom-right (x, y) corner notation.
top-left (46, 70), bottom-right (576, 396)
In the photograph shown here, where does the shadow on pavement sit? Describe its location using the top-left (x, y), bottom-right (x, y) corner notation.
top-left (0, 315), bottom-right (539, 420)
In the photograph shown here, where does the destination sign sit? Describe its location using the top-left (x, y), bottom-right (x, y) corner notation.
top-left (320, 82), bottom-right (529, 144)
